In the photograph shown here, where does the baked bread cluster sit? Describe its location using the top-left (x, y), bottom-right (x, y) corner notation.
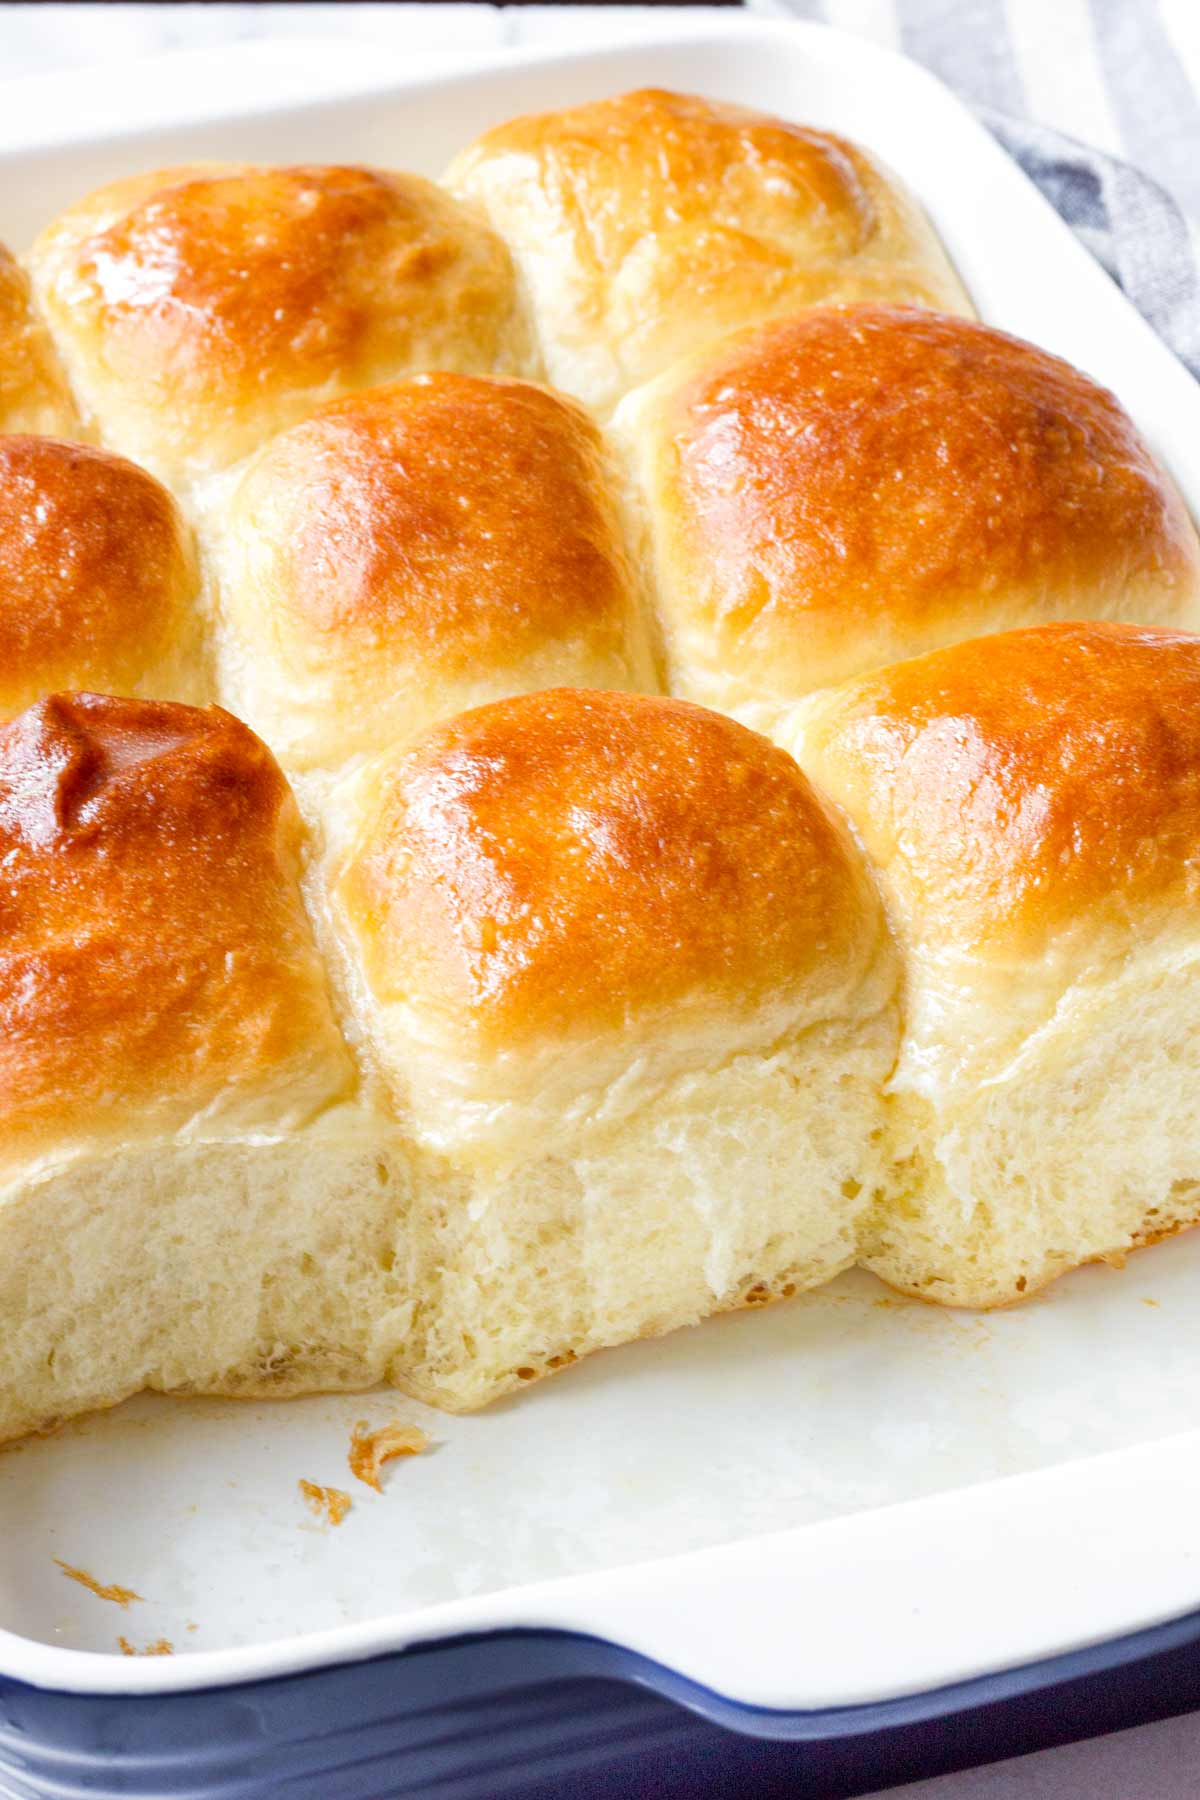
top-left (1, 89), bottom-right (1198, 1442)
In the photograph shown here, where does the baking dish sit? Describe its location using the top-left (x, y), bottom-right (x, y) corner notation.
top-left (3, 17), bottom-right (1200, 1796)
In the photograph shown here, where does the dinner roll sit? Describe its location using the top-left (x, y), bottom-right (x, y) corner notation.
top-left (0, 693), bottom-right (417, 1445)
top-left (786, 622), bottom-right (1200, 1308)
top-left (447, 89), bottom-right (969, 412)
top-left (327, 688), bottom-right (899, 1410)
top-left (27, 163), bottom-right (538, 485)
top-left (616, 306), bottom-right (1200, 717)
top-left (0, 694), bottom-right (346, 1158)
top-left (0, 243), bottom-right (78, 436)
top-left (0, 436), bottom-right (205, 713)
top-left (213, 374), bottom-right (658, 771)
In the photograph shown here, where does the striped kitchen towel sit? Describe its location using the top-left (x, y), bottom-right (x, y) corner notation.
top-left (751, 0), bottom-right (1200, 379)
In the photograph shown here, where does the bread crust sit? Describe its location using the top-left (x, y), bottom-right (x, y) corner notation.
top-left (0, 436), bottom-right (202, 711)
top-left (621, 306), bottom-right (1200, 710)
top-left (215, 374), bottom-right (658, 768)
top-left (27, 164), bottom-right (536, 480)
top-left (0, 243), bottom-right (78, 436)
top-left (796, 621), bottom-right (1200, 950)
top-left (0, 693), bottom-right (351, 1166)
top-left (339, 687), bottom-right (883, 1051)
top-left (447, 89), bottom-right (969, 409)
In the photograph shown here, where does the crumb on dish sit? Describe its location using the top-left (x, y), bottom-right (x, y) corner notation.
top-left (348, 1420), bottom-right (429, 1493)
top-left (298, 1479), bottom-right (352, 1526)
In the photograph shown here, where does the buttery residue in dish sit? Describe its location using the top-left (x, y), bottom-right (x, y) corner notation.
top-left (54, 1560), bottom-right (142, 1607)
top-left (118, 1636), bottom-right (173, 1656)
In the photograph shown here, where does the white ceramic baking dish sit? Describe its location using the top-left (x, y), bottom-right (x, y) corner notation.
top-left (1, 14), bottom-right (1200, 1741)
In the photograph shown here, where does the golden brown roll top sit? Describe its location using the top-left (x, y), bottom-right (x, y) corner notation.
top-left (618, 306), bottom-right (1200, 715)
top-left (0, 437), bottom-right (204, 713)
top-left (214, 374), bottom-right (658, 770)
top-left (27, 164), bottom-right (538, 484)
top-left (788, 620), bottom-right (1200, 1099)
top-left (446, 88), bottom-right (969, 412)
top-left (794, 622), bottom-right (1200, 961)
top-left (0, 693), bottom-right (352, 1173)
top-left (0, 243), bottom-right (79, 437)
top-left (330, 687), bottom-right (896, 1149)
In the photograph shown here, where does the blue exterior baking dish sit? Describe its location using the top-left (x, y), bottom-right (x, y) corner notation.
top-left (6, 1611), bottom-right (1200, 1799)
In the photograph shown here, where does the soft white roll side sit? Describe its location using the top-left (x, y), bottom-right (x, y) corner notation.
top-left (785, 622), bottom-right (1200, 1307)
top-left (0, 1125), bottom-right (415, 1446)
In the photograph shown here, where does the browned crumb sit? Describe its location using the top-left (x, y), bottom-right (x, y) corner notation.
top-left (55, 1561), bottom-right (142, 1608)
top-left (349, 1421), bottom-right (429, 1493)
top-left (1143, 1297), bottom-right (1161, 1308)
top-left (118, 1636), bottom-right (173, 1656)
top-left (298, 1479), bottom-right (352, 1526)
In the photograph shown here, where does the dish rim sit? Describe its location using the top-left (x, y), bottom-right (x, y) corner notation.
top-left (1, 13), bottom-right (1198, 1713)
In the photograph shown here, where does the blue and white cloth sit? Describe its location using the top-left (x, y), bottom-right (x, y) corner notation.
top-left (754, 0), bottom-right (1200, 378)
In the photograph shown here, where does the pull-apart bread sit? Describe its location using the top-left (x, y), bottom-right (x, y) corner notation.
top-left (0, 689), bottom-right (896, 1436)
top-left (1, 87), bottom-right (1198, 1442)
